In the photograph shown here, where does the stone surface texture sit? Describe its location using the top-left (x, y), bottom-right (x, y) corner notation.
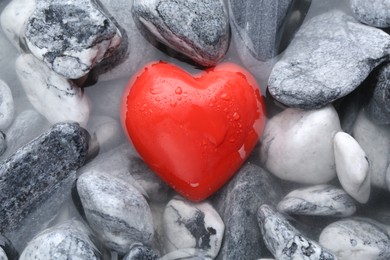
top-left (0, 80), bottom-right (14, 130)
top-left (350, 0), bottom-right (390, 28)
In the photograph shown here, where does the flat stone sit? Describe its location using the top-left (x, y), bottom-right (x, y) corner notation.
top-left (268, 10), bottom-right (390, 109)
top-left (212, 163), bottom-right (282, 260)
top-left (132, 0), bottom-right (229, 67)
top-left (24, 0), bottom-right (122, 79)
top-left (353, 110), bottom-right (390, 189)
top-left (334, 131), bottom-right (371, 203)
top-left (319, 218), bottom-right (390, 260)
top-left (260, 105), bottom-right (341, 184)
top-left (350, 0), bottom-right (390, 28)
top-left (277, 184), bottom-right (356, 217)
top-left (76, 172), bottom-right (154, 254)
top-left (15, 54), bottom-right (90, 127)
top-left (0, 122), bottom-right (89, 233)
top-left (0, 80), bottom-right (14, 130)
top-left (366, 63), bottom-right (390, 124)
top-left (123, 244), bottom-right (159, 260)
top-left (257, 204), bottom-right (336, 260)
top-left (19, 220), bottom-right (101, 259)
top-left (163, 196), bottom-right (224, 259)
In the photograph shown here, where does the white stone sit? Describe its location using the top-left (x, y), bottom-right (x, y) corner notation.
top-left (334, 131), bottom-right (370, 203)
top-left (260, 105), bottom-right (341, 184)
top-left (163, 196), bottom-right (224, 259)
top-left (15, 54), bottom-right (90, 127)
top-left (352, 110), bottom-right (390, 189)
top-left (0, 0), bottom-right (36, 51)
top-left (0, 80), bottom-right (14, 130)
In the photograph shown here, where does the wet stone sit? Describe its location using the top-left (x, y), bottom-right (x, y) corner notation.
top-left (123, 244), bottom-right (159, 260)
top-left (76, 171), bottom-right (154, 255)
top-left (212, 163), bottom-right (282, 260)
top-left (0, 80), bottom-right (14, 130)
top-left (19, 220), bottom-right (101, 260)
top-left (15, 54), bottom-right (90, 127)
top-left (24, 0), bottom-right (122, 79)
top-left (350, 0), bottom-right (390, 28)
top-left (268, 10), bottom-right (390, 109)
top-left (277, 184), bottom-right (356, 217)
top-left (0, 122), bottom-right (89, 233)
top-left (319, 218), bottom-right (390, 260)
top-left (132, 0), bottom-right (230, 67)
top-left (163, 196), bottom-right (224, 259)
top-left (257, 204), bottom-right (337, 260)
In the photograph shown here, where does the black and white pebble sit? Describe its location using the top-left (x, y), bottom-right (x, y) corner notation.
top-left (0, 80), bottom-right (14, 130)
top-left (163, 196), bottom-right (224, 259)
top-left (24, 0), bottom-right (122, 79)
top-left (76, 171), bottom-right (154, 255)
top-left (19, 220), bottom-right (101, 260)
top-left (319, 218), bottom-right (390, 260)
top-left (123, 244), bottom-right (158, 260)
top-left (268, 10), bottom-right (390, 109)
top-left (366, 63), bottom-right (390, 125)
top-left (350, 0), bottom-right (390, 28)
top-left (0, 122), bottom-right (89, 233)
top-left (132, 0), bottom-right (229, 67)
top-left (212, 163), bottom-right (282, 260)
top-left (277, 184), bottom-right (356, 217)
top-left (257, 204), bottom-right (337, 260)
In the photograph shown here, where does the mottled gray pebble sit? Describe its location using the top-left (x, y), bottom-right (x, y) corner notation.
top-left (19, 220), bottom-right (101, 259)
top-left (277, 184), bottom-right (356, 217)
top-left (350, 0), bottom-right (390, 28)
top-left (258, 204), bottom-right (337, 260)
top-left (24, 0), bottom-right (122, 79)
top-left (268, 10), bottom-right (390, 109)
top-left (123, 244), bottom-right (159, 260)
top-left (132, 0), bottom-right (229, 67)
top-left (77, 171), bottom-right (154, 254)
top-left (0, 80), bottom-right (14, 130)
top-left (212, 163), bottom-right (282, 260)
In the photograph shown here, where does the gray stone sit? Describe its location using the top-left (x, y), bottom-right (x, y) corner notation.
top-left (163, 196), bottom-right (224, 259)
top-left (1, 110), bottom-right (49, 159)
top-left (0, 80), bottom-right (14, 130)
top-left (319, 218), bottom-right (390, 260)
top-left (24, 0), bottom-right (122, 79)
top-left (212, 163), bottom-right (282, 260)
top-left (268, 10), bottom-right (390, 109)
top-left (350, 0), bottom-right (390, 28)
top-left (77, 172), bottom-right (154, 254)
top-left (19, 220), bottom-right (101, 259)
top-left (0, 248), bottom-right (6, 260)
top-left (258, 204), bottom-right (337, 260)
top-left (0, 132), bottom-right (6, 157)
top-left (132, 0), bottom-right (229, 67)
top-left (366, 63), bottom-right (390, 124)
top-left (123, 244), bottom-right (159, 260)
top-left (0, 235), bottom-right (18, 260)
top-left (0, 122), bottom-right (89, 233)
top-left (277, 184), bottom-right (356, 217)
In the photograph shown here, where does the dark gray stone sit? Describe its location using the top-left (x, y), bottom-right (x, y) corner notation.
top-left (268, 10), bottom-right (390, 109)
top-left (76, 171), bottom-right (154, 255)
top-left (24, 0), bottom-right (122, 79)
top-left (19, 220), bottom-right (101, 259)
top-left (350, 0), bottom-right (390, 28)
top-left (211, 163), bottom-right (282, 260)
top-left (366, 63), bottom-right (390, 124)
top-left (0, 235), bottom-right (18, 260)
top-left (0, 131), bottom-right (5, 157)
top-left (132, 0), bottom-right (229, 67)
top-left (0, 122), bottom-right (89, 233)
top-left (257, 204), bottom-right (337, 260)
top-left (123, 244), bottom-right (159, 260)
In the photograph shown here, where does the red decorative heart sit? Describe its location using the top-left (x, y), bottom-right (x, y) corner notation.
top-left (121, 62), bottom-right (266, 201)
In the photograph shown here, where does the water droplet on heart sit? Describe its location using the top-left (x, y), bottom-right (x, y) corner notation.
top-left (175, 87), bottom-right (183, 95)
top-left (233, 112), bottom-right (240, 121)
top-left (140, 104), bottom-right (147, 111)
top-left (170, 101), bottom-right (177, 107)
top-left (221, 93), bottom-right (231, 101)
top-left (228, 137), bottom-right (236, 143)
top-left (150, 87), bottom-right (163, 95)
top-left (177, 96), bottom-right (182, 101)
top-left (190, 183), bottom-right (199, 187)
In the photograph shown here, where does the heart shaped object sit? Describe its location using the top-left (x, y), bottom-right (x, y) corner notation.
top-left (122, 62), bottom-right (266, 201)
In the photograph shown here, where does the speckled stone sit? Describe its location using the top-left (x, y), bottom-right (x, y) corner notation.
top-left (277, 184), bottom-right (356, 217)
top-left (24, 0), bottom-right (122, 79)
top-left (132, 0), bottom-right (229, 67)
top-left (0, 122), bottom-right (89, 233)
top-left (0, 80), bottom-right (14, 130)
top-left (258, 204), bottom-right (337, 260)
top-left (76, 172), bottom-right (154, 254)
top-left (123, 244), bottom-right (159, 260)
top-left (268, 10), bottom-right (390, 109)
top-left (350, 0), bottom-right (390, 28)
top-left (212, 163), bottom-right (282, 260)
top-left (19, 220), bottom-right (101, 259)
